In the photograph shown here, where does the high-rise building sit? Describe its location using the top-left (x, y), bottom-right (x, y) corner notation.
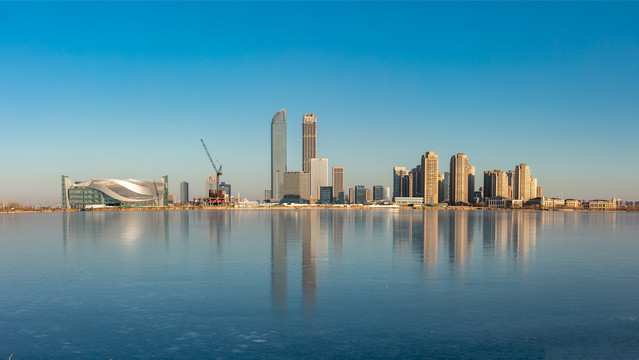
top-left (530, 178), bottom-right (538, 199)
top-left (302, 114), bottom-right (317, 172)
top-left (450, 153), bottom-right (469, 205)
top-left (365, 188), bottom-right (373, 202)
top-left (411, 165), bottom-right (423, 197)
top-left (310, 158), bottom-right (328, 202)
top-left (348, 188), bottom-right (355, 204)
top-left (421, 152), bottom-right (439, 204)
top-left (282, 171), bottom-right (310, 203)
top-left (468, 165), bottom-right (475, 203)
top-left (354, 185), bottom-right (366, 204)
top-left (393, 167), bottom-right (408, 199)
top-left (180, 181), bottom-right (189, 203)
top-left (384, 187), bottom-right (391, 201)
top-left (514, 164), bottom-right (532, 201)
top-left (319, 186), bottom-right (333, 204)
top-left (438, 173), bottom-right (446, 203)
top-left (483, 170), bottom-right (508, 198)
top-left (271, 109), bottom-right (287, 201)
top-left (373, 185), bottom-right (384, 201)
top-left (332, 167), bottom-right (344, 203)
top-left (219, 181), bottom-right (231, 196)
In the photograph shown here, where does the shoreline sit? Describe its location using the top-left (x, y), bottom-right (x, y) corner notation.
top-left (0, 206), bottom-right (633, 214)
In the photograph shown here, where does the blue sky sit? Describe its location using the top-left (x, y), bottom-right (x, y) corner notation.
top-left (1, 2), bottom-right (638, 204)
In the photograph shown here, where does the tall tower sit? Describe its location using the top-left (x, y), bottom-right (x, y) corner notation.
top-left (468, 165), bottom-right (476, 203)
top-left (450, 153), bottom-right (469, 205)
top-left (271, 109), bottom-right (287, 201)
top-left (514, 164), bottom-right (531, 201)
top-left (421, 151), bottom-right (439, 204)
top-left (332, 167), bottom-right (344, 203)
top-left (302, 114), bottom-right (317, 172)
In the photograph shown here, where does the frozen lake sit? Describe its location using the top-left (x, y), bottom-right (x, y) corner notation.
top-left (1, 209), bottom-right (638, 359)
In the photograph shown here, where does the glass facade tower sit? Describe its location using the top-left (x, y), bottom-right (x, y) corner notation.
top-left (271, 109), bottom-right (287, 201)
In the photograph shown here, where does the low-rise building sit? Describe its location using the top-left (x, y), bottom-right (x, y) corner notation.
top-left (394, 197), bottom-right (424, 205)
top-left (588, 198), bottom-right (617, 210)
top-left (485, 196), bottom-right (508, 208)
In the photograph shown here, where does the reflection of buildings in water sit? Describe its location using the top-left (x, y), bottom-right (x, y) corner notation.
top-left (511, 212), bottom-right (539, 259)
top-left (62, 211), bottom-right (170, 252)
top-left (271, 211), bottom-right (288, 313)
top-left (207, 210), bottom-right (230, 251)
top-left (482, 211), bottom-right (509, 257)
top-left (448, 211), bottom-right (473, 265)
top-left (422, 210), bottom-right (438, 267)
top-left (331, 211), bottom-right (344, 251)
top-left (270, 210), bottom-right (329, 318)
top-left (181, 210), bottom-right (189, 240)
top-left (480, 211), bottom-right (540, 260)
top-left (392, 210), bottom-right (414, 252)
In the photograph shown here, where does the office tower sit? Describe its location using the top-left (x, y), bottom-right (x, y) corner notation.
top-left (450, 153), bottom-right (469, 205)
top-left (310, 158), bottom-right (328, 202)
top-left (484, 170), bottom-right (509, 198)
top-left (443, 172), bottom-right (450, 202)
top-left (265, 189), bottom-right (272, 201)
top-left (421, 151), bottom-right (439, 204)
top-left (220, 181), bottom-right (231, 196)
top-left (271, 109), bottom-right (287, 201)
top-left (366, 188), bottom-right (373, 202)
top-left (384, 187), bottom-right (391, 201)
top-left (349, 188), bottom-right (355, 204)
top-left (354, 185), bottom-right (366, 204)
top-left (514, 164), bottom-right (532, 201)
top-left (302, 114), bottom-right (317, 172)
top-left (411, 165), bottom-right (423, 197)
top-left (393, 167), bottom-right (408, 198)
top-left (319, 186), bottom-right (333, 204)
top-left (373, 185), bottom-right (384, 201)
top-left (332, 167), bottom-right (345, 203)
top-left (180, 181), bottom-right (189, 203)
top-left (283, 171), bottom-right (310, 203)
top-left (468, 165), bottom-right (475, 203)
top-left (537, 186), bottom-right (543, 198)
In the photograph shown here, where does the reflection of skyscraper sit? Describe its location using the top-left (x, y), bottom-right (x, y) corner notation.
top-left (448, 211), bottom-right (472, 266)
top-left (331, 210), bottom-right (344, 251)
top-left (301, 211), bottom-right (328, 317)
top-left (422, 210), bottom-right (438, 268)
top-left (302, 114), bottom-right (317, 172)
top-left (271, 212), bottom-right (288, 314)
top-left (271, 110), bottom-right (287, 201)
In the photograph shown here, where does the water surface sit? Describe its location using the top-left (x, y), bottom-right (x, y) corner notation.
top-left (1, 209), bottom-right (638, 359)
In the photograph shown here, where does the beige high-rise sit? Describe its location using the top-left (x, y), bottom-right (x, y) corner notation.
top-left (332, 167), bottom-right (344, 201)
top-left (302, 114), bottom-right (317, 172)
top-left (514, 164), bottom-right (532, 201)
top-left (421, 151), bottom-right (439, 204)
top-left (450, 153), bottom-right (469, 205)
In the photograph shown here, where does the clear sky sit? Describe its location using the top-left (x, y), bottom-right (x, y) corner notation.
top-left (1, 1), bottom-right (638, 205)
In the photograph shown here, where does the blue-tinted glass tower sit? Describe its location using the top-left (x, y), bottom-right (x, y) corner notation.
top-left (271, 109), bottom-right (287, 201)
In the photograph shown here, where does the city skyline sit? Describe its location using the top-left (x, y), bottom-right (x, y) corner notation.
top-left (1, 2), bottom-right (638, 204)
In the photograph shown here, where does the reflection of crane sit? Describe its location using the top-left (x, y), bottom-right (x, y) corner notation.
top-left (201, 139), bottom-right (223, 191)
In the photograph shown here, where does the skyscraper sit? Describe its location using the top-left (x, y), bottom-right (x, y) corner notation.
top-left (271, 109), bottom-right (287, 201)
top-left (332, 166), bottom-right (344, 203)
top-left (421, 151), bottom-right (439, 204)
top-left (514, 164), bottom-right (532, 201)
top-left (180, 181), bottom-right (189, 203)
top-left (310, 158), bottom-right (328, 202)
top-left (373, 185), bottom-right (384, 201)
top-left (450, 153), bottom-right (469, 205)
top-left (483, 170), bottom-right (509, 198)
top-left (468, 165), bottom-right (476, 203)
top-left (354, 185), bottom-right (366, 204)
top-left (393, 167), bottom-right (407, 199)
top-left (302, 114), bottom-right (317, 172)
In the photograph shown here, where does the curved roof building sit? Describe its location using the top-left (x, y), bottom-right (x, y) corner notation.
top-left (62, 175), bottom-right (168, 209)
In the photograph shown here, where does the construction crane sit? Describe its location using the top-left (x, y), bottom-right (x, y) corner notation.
top-left (201, 139), bottom-right (223, 191)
